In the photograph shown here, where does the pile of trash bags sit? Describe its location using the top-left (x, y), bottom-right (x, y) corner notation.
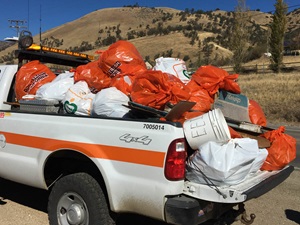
top-left (15, 40), bottom-right (297, 186)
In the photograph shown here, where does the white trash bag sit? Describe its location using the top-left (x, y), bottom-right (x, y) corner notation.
top-left (62, 81), bottom-right (95, 116)
top-left (153, 57), bottom-right (190, 83)
top-left (186, 138), bottom-right (268, 186)
top-left (36, 71), bottom-right (74, 101)
top-left (249, 147), bottom-right (268, 174)
top-left (92, 87), bottom-right (130, 118)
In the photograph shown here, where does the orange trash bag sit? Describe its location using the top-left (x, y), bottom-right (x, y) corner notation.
top-left (192, 65), bottom-right (241, 96)
top-left (131, 70), bottom-right (190, 110)
top-left (185, 79), bottom-right (214, 113)
top-left (248, 99), bottom-right (267, 126)
top-left (229, 126), bottom-right (243, 139)
top-left (15, 60), bottom-right (56, 100)
top-left (110, 73), bottom-right (136, 96)
top-left (98, 40), bottom-right (147, 77)
top-left (74, 60), bottom-right (111, 93)
top-left (260, 126), bottom-right (297, 171)
top-left (167, 73), bottom-right (191, 105)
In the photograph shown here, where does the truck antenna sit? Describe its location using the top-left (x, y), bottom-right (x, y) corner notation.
top-left (39, 4), bottom-right (42, 46)
top-left (27, 0), bottom-right (30, 30)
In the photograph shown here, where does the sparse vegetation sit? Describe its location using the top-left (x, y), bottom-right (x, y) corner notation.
top-left (0, 6), bottom-right (299, 80)
top-left (41, 36), bottom-right (64, 48)
top-left (238, 72), bottom-right (300, 126)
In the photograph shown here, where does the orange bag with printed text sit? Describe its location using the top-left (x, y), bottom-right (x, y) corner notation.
top-left (15, 60), bottom-right (56, 100)
top-left (98, 40), bottom-right (147, 77)
top-left (260, 126), bottom-right (296, 171)
top-left (131, 70), bottom-right (190, 110)
top-left (192, 65), bottom-right (241, 97)
top-left (74, 60), bottom-right (111, 93)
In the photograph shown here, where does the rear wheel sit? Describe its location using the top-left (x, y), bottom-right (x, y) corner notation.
top-left (48, 172), bottom-right (115, 225)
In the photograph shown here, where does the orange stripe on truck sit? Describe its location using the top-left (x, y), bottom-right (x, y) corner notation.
top-left (2, 132), bottom-right (165, 167)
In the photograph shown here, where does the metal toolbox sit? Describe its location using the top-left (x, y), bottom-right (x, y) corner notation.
top-left (19, 99), bottom-right (61, 113)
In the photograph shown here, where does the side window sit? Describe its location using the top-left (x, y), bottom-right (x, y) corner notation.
top-left (8, 75), bottom-right (17, 103)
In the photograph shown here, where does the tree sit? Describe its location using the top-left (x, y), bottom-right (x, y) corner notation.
top-left (269, 0), bottom-right (287, 73)
top-left (195, 40), bottom-right (204, 67)
top-left (229, 0), bottom-right (250, 73)
top-left (203, 39), bottom-right (213, 65)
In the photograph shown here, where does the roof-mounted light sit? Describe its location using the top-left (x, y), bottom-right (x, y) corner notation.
top-left (18, 30), bottom-right (33, 50)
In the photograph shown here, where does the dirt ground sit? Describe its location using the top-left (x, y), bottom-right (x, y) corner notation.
top-left (0, 168), bottom-right (299, 225)
top-left (238, 168), bottom-right (300, 225)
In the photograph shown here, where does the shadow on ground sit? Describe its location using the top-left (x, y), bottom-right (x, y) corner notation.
top-left (0, 178), bottom-right (48, 212)
top-left (285, 209), bottom-right (300, 224)
top-left (0, 177), bottom-right (235, 225)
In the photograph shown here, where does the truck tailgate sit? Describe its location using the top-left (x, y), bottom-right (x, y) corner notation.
top-left (183, 166), bottom-right (294, 203)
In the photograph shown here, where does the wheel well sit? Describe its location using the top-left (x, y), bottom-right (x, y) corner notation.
top-left (44, 150), bottom-right (106, 192)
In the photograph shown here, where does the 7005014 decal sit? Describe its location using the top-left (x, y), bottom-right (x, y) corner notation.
top-left (143, 124), bottom-right (165, 130)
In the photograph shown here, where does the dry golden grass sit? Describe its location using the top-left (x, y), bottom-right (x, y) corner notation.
top-left (237, 72), bottom-right (300, 127)
top-left (0, 7), bottom-right (285, 65)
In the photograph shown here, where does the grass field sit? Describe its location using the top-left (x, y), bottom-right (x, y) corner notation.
top-left (237, 72), bottom-right (300, 127)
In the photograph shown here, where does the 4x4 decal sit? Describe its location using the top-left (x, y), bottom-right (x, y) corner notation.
top-left (119, 134), bottom-right (152, 145)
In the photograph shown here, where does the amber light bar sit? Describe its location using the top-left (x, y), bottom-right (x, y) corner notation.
top-left (27, 44), bottom-right (94, 61)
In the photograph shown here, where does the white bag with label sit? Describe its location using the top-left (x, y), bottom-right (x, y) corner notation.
top-left (153, 57), bottom-right (190, 83)
top-left (92, 87), bottom-right (130, 118)
top-left (62, 81), bottom-right (95, 116)
top-left (186, 138), bottom-right (268, 186)
top-left (36, 71), bottom-right (74, 101)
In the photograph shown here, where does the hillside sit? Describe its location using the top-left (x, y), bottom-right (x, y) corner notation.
top-left (0, 6), bottom-right (300, 68)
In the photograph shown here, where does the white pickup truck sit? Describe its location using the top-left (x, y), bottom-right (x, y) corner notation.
top-left (0, 33), bottom-right (294, 225)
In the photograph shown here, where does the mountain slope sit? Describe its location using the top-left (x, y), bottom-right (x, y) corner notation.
top-left (0, 7), bottom-right (299, 67)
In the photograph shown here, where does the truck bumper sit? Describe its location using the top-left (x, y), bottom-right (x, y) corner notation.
top-left (165, 166), bottom-right (294, 225)
top-left (165, 195), bottom-right (235, 225)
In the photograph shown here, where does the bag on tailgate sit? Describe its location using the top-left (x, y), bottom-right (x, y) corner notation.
top-left (186, 138), bottom-right (268, 186)
top-left (260, 126), bottom-right (296, 171)
top-left (248, 99), bottom-right (267, 126)
top-left (15, 60), bottom-right (56, 100)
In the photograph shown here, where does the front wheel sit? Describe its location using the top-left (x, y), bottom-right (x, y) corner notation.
top-left (48, 172), bottom-right (115, 225)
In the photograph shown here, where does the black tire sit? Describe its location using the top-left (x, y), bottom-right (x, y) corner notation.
top-left (48, 172), bottom-right (115, 225)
